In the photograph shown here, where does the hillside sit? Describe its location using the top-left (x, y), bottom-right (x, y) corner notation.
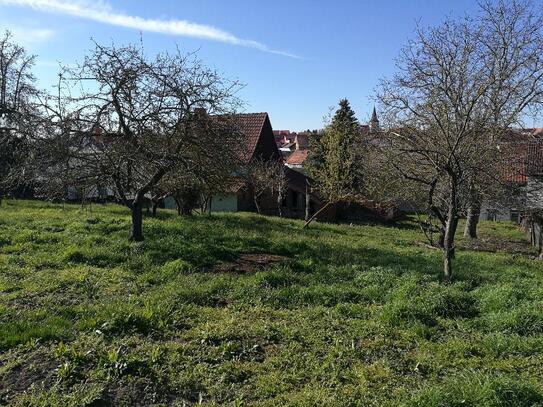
top-left (1, 200), bottom-right (543, 406)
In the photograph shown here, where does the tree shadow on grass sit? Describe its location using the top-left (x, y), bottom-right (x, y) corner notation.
top-left (138, 211), bottom-right (510, 288)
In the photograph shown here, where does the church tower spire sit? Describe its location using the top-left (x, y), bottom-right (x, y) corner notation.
top-left (369, 107), bottom-right (380, 133)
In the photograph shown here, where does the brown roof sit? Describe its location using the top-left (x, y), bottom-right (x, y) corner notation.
top-left (526, 141), bottom-right (543, 175)
top-left (295, 134), bottom-right (309, 149)
top-left (232, 113), bottom-right (268, 156)
top-left (501, 143), bottom-right (528, 184)
top-left (500, 141), bottom-right (543, 184)
top-left (286, 149), bottom-right (309, 166)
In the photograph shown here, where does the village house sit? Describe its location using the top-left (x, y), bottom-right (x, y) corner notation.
top-left (278, 109), bottom-right (399, 222)
top-left (200, 112), bottom-right (334, 220)
top-left (480, 129), bottom-right (543, 222)
top-left (68, 108), bottom-right (397, 222)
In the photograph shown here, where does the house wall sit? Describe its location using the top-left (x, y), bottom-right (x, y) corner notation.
top-left (479, 203), bottom-right (517, 222)
top-left (281, 188), bottom-right (306, 219)
top-left (67, 185), bottom-right (114, 201)
top-left (527, 178), bottom-right (543, 209)
top-left (163, 196), bottom-right (176, 210)
top-left (210, 194), bottom-right (238, 212)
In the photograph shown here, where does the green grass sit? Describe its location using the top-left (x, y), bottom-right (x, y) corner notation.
top-left (1, 200), bottom-right (543, 406)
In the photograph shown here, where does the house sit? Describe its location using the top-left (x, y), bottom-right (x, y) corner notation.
top-left (280, 109), bottom-right (399, 222)
top-left (285, 148), bottom-right (309, 169)
top-left (204, 112), bottom-right (333, 220)
top-left (480, 130), bottom-right (543, 222)
top-left (273, 130), bottom-right (297, 159)
top-left (208, 112), bottom-right (280, 213)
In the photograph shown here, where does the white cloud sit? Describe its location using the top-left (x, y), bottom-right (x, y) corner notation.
top-left (2, 26), bottom-right (55, 45)
top-left (0, 0), bottom-right (300, 58)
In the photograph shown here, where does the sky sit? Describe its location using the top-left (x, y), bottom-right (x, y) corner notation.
top-left (0, 0), bottom-right (527, 131)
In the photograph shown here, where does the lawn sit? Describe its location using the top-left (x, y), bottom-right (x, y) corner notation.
top-left (1, 200), bottom-right (543, 406)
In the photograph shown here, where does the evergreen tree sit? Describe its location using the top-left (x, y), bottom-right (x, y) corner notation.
top-left (304, 99), bottom-right (364, 227)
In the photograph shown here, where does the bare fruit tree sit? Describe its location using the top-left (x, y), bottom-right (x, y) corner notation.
top-left (271, 162), bottom-right (288, 217)
top-left (246, 158), bottom-right (285, 215)
top-left (39, 41), bottom-right (243, 240)
top-left (376, 0), bottom-right (543, 281)
top-left (0, 31), bottom-right (36, 205)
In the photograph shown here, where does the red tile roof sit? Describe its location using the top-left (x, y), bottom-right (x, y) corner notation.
top-left (286, 149), bottom-right (309, 166)
top-left (526, 141), bottom-right (543, 175)
top-left (230, 112), bottom-right (268, 162)
top-left (501, 142), bottom-right (528, 183)
top-left (500, 141), bottom-right (543, 184)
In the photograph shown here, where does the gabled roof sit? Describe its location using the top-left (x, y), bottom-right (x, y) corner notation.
top-left (500, 140), bottom-right (543, 184)
top-left (229, 112), bottom-right (282, 163)
top-left (286, 149), bottom-right (309, 166)
top-left (231, 113), bottom-right (268, 159)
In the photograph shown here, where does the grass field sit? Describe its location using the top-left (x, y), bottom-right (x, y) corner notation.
top-left (1, 200), bottom-right (543, 406)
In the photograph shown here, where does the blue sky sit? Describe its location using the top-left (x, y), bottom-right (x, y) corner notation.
top-left (0, 0), bottom-right (516, 130)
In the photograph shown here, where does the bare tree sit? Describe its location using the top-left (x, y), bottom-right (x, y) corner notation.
top-left (152, 171), bottom-right (202, 216)
top-left (271, 163), bottom-right (288, 217)
top-left (0, 31), bottom-right (36, 205)
top-left (246, 158), bottom-right (283, 215)
top-left (39, 41), bottom-right (243, 240)
top-left (376, 0), bottom-right (543, 281)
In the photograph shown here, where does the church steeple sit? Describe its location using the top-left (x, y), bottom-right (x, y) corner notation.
top-left (369, 107), bottom-right (380, 133)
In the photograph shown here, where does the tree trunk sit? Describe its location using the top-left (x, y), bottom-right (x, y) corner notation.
top-left (438, 228), bottom-right (445, 248)
top-left (200, 195), bottom-right (208, 214)
top-left (180, 200), bottom-right (192, 216)
top-left (254, 194), bottom-right (261, 214)
top-left (174, 197), bottom-right (182, 215)
top-left (463, 201), bottom-right (480, 239)
top-left (130, 200), bottom-right (144, 242)
top-left (537, 221), bottom-right (543, 260)
top-left (442, 217), bottom-right (458, 283)
top-left (80, 188), bottom-right (85, 210)
top-left (302, 202), bottom-right (331, 229)
top-left (151, 200), bottom-right (158, 217)
top-left (305, 183), bottom-right (310, 222)
top-left (442, 179), bottom-right (459, 283)
top-left (277, 191), bottom-right (283, 217)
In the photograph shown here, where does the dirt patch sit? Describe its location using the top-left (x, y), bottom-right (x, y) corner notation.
top-left (210, 253), bottom-right (289, 274)
top-left (91, 376), bottom-right (183, 407)
top-left (7, 286), bottom-right (83, 312)
top-left (459, 236), bottom-right (536, 256)
top-left (0, 348), bottom-right (58, 404)
top-left (416, 236), bottom-right (536, 257)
